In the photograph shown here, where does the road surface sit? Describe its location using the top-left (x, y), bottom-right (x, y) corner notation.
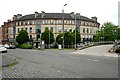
top-left (1, 45), bottom-right (118, 78)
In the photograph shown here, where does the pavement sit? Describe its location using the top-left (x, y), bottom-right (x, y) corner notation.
top-left (72, 45), bottom-right (118, 57)
top-left (0, 54), bottom-right (17, 67)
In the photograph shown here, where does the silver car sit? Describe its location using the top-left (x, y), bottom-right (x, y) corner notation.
top-left (0, 45), bottom-right (7, 53)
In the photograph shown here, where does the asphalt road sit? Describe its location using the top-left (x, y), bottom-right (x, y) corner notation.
top-left (2, 45), bottom-right (118, 78)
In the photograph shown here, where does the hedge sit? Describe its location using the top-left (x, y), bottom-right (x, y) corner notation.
top-left (20, 44), bottom-right (33, 49)
top-left (115, 47), bottom-right (120, 53)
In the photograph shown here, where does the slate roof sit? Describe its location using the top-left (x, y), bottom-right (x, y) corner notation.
top-left (18, 13), bottom-right (98, 23)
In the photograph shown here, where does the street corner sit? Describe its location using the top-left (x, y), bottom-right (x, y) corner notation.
top-left (2, 56), bottom-right (19, 67)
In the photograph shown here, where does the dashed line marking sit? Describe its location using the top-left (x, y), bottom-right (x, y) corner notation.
top-left (69, 56), bottom-right (99, 62)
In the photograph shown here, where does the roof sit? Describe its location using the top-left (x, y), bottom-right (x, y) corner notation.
top-left (17, 13), bottom-right (98, 23)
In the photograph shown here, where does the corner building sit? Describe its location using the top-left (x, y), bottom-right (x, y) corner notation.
top-left (1, 11), bottom-right (100, 44)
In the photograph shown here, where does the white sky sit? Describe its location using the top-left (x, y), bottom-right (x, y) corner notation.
top-left (0, 0), bottom-right (119, 26)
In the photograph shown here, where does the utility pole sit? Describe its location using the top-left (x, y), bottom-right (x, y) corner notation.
top-left (62, 4), bottom-right (67, 49)
top-left (75, 13), bottom-right (77, 49)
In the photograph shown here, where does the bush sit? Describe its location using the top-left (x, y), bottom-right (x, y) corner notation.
top-left (115, 47), bottom-right (120, 53)
top-left (16, 44), bottom-right (22, 48)
top-left (20, 44), bottom-right (33, 49)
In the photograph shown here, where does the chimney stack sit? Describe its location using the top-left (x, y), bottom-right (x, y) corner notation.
top-left (91, 17), bottom-right (97, 22)
top-left (8, 19), bottom-right (11, 22)
top-left (13, 14), bottom-right (22, 20)
top-left (17, 14), bottom-right (22, 20)
top-left (35, 11), bottom-right (39, 18)
top-left (76, 13), bottom-right (80, 19)
top-left (70, 12), bottom-right (74, 18)
top-left (41, 11), bottom-right (45, 18)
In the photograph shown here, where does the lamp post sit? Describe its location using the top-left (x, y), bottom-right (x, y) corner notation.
top-left (75, 13), bottom-right (77, 49)
top-left (62, 4), bottom-right (67, 49)
top-left (49, 27), bottom-right (50, 49)
top-left (101, 27), bottom-right (104, 42)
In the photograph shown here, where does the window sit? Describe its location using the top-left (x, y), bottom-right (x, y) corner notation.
top-left (18, 22), bottom-right (20, 26)
top-left (64, 20), bottom-right (67, 24)
top-left (25, 21), bottom-right (28, 25)
top-left (64, 27), bottom-right (67, 32)
top-left (81, 21), bottom-right (85, 26)
top-left (18, 28), bottom-right (20, 33)
top-left (69, 20), bottom-right (72, 24)
top-left (35, 20), bottom-right (40, 24)
top-left (32, 21), bottom-right (35, 25)
top-left (89, 23), bottom-right (92, 26)
top-left (21, 21), bottom-right (23, 25)
top-left (90, 28), bottom-right (92, 33)
top-left (50, 20), bottom-right (54, 24)
top-left (58, 20), bottom-right (62, 24)
top-left (16, 22), bottom-right (18, 26)
top-left (25, 27), bottom-right (28, 31)
top-left (45, 20), bottom-right (48, 24)
top-left (30, 35), bottom-right (32, 39)
top-left (50, 27), bottom-right (53, 32)
top-left (72, 21), bottom-right (75, 24)
top-left (42, 20), bottom-right (45, 24)
top-left (29, 21), bottom-right (32, 25)
top-left (87, 28), bottom-right (89, 33)
top-left (85, 22), bottom-right (88, 26)
top-left (69, 27), bottom-right (72, 32)
top-left (30, 27), bottom-right (32, 33)
top-left (58, 27), bottom-right (62, 32)
top-left (83, 28), bottom-right (85, 33)
top-left (36, 29), bottom-right (41, 36)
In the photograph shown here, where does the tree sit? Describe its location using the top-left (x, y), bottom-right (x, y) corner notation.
top-left (56, 33), bottom-right (63, 44)
top-left (116, 27), bottom-right (120, 40)
top-left (73, 28), bottom-right (81, 44)
top-left (93, 22), bottom-right (118, 42)
top-left (93, 30), bottom-right (103, 42)
top-left (41, 28), bottom-right (54, 46)
top-left (16, 30), bottom-right (29, 44)
top-left (64, 31), bottom-right (73, 46)
top-left (102, 22), bottom-right (117, 41)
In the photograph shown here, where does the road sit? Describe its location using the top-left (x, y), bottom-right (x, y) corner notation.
top-left (1, 45), bottom-right (118, 78)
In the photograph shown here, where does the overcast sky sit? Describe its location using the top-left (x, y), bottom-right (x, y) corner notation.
top-left (0, 0), bottom-right (119, 26)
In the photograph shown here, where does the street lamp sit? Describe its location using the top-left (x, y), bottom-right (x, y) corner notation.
top-left (101, 27), bottom-right (104, 42)
top-left (62, 3), bottom-right (67, 49)
top-left (75, 13), bottom-right (77, 49)
top-left (49, 27), bottom-right (50, 49)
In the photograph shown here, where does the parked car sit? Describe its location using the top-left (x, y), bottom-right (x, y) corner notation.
top-left (4, 44), bottom-right (10, 49)
top-left (9, 45), bottom-right (16, 49)
top-left (0, 45), bottom-right (7, 53)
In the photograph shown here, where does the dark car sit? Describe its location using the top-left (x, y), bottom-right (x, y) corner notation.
top-left (9, 45), bottom-right (16, 49)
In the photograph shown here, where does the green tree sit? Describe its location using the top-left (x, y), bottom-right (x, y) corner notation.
top-left (73, 28), bottom-right (81, 44)
top-left (41, 28), bottom-right (54, 46)
top-left (64, 31), bottom-right (73, 46)
top-left (116, 27), bottom-right (120, 40)
top-left (93, 31), bottom-right (102, 42)
top-left (102, 22), bottom-right (117, 41)
top-left (16, 30), bottom-right (29, 44)
top-left (93, 22), bottom-right (118, 42)
top-left (56, 33), bottom-right (63, 44)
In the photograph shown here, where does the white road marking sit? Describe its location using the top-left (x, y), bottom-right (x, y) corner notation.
top-left (72, 52), bottom-right (85, 54)
top-left (69, 56), bottom-right (99, 62)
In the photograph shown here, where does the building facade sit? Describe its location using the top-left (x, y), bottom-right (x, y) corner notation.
top-left (1, 11), bottom-right (100, 45)
top-left (0, 27), bottom-right (2, 44)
